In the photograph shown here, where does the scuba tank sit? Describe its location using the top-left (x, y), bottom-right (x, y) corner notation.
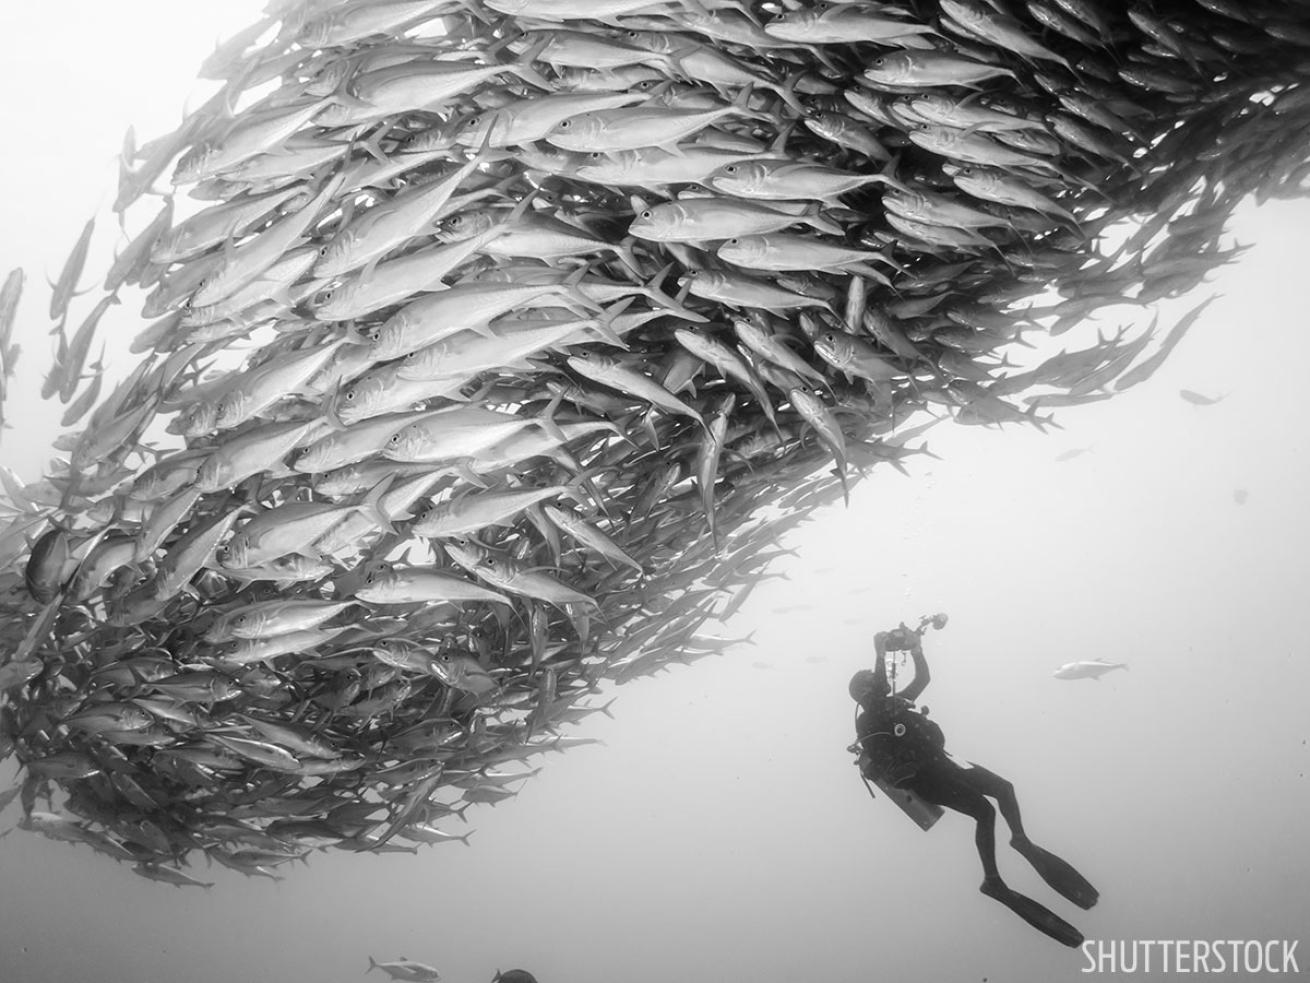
top-left (850, 716), bottom-right (944, 831)
top-left (869, 773), bottom-right (944, 831)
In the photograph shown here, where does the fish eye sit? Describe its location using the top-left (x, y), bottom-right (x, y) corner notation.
top-left (723, 164), bottom-right (738, 174)
top-left (558, 119), bottom-right (571, 129)
top-left (318, 244), bottom-right (330, 256)
top-left (727, 238), bottom-right (739, 245)
top-left (640, 210), bottom-right (652, 219)
top-left (873, 57), bottom-right (885, 67)
top-left (343, 389), bottom-right (356, 401)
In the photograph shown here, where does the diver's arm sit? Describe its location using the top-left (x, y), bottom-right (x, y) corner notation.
top-left (899, 637), bottom-right (931, 702)
top-left (870, 633), bottom-right (892, 700)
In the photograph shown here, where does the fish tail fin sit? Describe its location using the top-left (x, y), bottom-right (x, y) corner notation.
top-left (774, 72), bottom-right (807, 116)
top-left (613, 236), bottom-right (645, 279)
top-left (455, 461), bottom-right (491, 490)
top-left (509, 59), bottom-right (552, 93)
top-left (534, 390), bottom-right (569, 448)
top-left (561, 263), bottom-right (603, 313)
top-left (876, 153), bottom-right (913, 195)
top-left (325, 65), bottom-right (372, 110)
top-left (732, 82), bottom-right (771, 123)
top-left (569, 462), bottom-right (615, 524)
top-left (769, 119), bottom-right (797, 157)
top-left (505, 34), bottom-right (552, 91)
top-left (503, 186), bottom-right (539, 228)
top-left (358, 474), bottom-right (397, 534)
top-left (322, 379), bottom-right (350, 431)
top-left (661, 43), bottom-right (700, 81)
top-left (643, 261), bottom-right (707, 323)
top-left (805, 202), bottom-right (845, 238)
top-left (583, 296), bottom-right (633, 350)
top-left (831, 466), bottom-right (851, 507)
top-left (355, 124), bottom-right (390, 165)
top-left (845, 262), bottom-right (893, 288)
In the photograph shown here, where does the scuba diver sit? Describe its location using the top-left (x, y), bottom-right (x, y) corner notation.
top-left (848, 615), bottom-right (1099, 948)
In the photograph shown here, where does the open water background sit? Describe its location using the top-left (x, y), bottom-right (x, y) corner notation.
top-left (0, 4), bottom-right (1307, 981)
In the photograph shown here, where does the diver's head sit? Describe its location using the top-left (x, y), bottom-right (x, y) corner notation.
top-left (849, 669), bottom-right (879, 705)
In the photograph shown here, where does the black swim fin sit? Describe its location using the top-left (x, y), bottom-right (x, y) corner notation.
top-left (981, 878), bottom-right (1084, 948)
top-left (1011, 838), bottom-right (1100, 910)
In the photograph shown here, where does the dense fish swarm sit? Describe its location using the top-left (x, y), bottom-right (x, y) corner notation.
top-left (1, 0), bottom-right (1309, 883)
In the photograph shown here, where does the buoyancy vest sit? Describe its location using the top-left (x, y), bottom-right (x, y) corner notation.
top-left (855, 696), bottom-right (946, 786)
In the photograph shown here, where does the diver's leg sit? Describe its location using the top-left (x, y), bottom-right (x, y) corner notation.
top-left (906, 758), bottom-right (1001, 880)
top-left (963, 762), bottom-right (1099, 911)
top-left (910, 760), bottom-right (1085, 948)
top-left (958, 763), bottom-right (1026, 840)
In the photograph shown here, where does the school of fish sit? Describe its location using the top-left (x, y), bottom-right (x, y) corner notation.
top-left (1, 0), bottom-right (1308, 884)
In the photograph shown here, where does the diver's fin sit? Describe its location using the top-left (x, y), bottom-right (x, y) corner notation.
top-left (1011, 838), bottom-right (1099, 910)
top-left (980, 878), bottom-right (1083, 948)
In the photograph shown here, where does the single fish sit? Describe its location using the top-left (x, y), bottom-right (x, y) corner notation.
top-left (863, 50), bottom-right (1018, 88)
top-left (630, 197), bottom-right (841, 242)
top-left (1179, 388), bottom-right (1226, 405)
top-left (789, 387), bottom-right (851, 506)
top-left (1053, 660), bottom-right (1129, 680)
top-left (366, 956), bottom-right (442, 982)
top-left (567, 352), bottom-right (705, 429)
top-left (543, 504), bottom-right (644, 574)
top-left (49, 218), bottom-right (95, 321)
top-left (355, 566), bottom-right (511, 606)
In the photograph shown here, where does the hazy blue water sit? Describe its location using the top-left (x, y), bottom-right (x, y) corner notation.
top-left (1, 6), bottom-right (1309, 983)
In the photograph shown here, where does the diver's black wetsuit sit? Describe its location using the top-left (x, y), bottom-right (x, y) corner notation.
top-left (854, 629), bottom-right (1098, 948)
